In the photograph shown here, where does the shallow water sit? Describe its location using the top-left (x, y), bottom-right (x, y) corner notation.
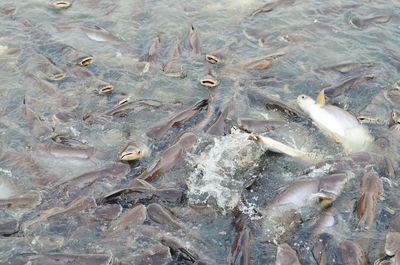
top-left (0, 0), bottom-right (400, 264)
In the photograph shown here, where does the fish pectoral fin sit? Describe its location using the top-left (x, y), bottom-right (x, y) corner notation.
top-left (316, 89), bottom-right (326, 106)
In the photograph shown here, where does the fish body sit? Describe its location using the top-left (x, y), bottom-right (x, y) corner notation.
top-left (297, 91), bottom-right (373, 153)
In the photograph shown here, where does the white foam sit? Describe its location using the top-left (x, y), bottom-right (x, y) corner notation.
top-left (187, 133), bottom-right (263, 211)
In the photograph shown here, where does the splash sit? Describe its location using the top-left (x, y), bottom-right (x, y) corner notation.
top-left (187, 133), bottom-right (264, 211)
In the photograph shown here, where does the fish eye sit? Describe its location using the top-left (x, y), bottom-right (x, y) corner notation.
top-left (301, 95), bottom-right (306, 99)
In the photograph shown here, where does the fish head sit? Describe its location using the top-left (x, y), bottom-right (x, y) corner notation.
top-left (119, 142), bottom-right (149, 161)
top-left (297, 94), bottom-right (316, 114)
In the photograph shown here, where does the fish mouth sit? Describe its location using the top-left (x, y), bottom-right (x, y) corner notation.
top-left (119, 151), bottom-right (141, 161)
top-left (357, 115), bottom-right (380, 124)
top-left (50, 1), bottom-right (72, 9)
top-left (205, 54), bottom-right (221, 64)
top-left (78, 56), bottom-right (94, 66)
top-left (200, 76), bottom-right (219, 87)
top-left (98, 84), bottom-right (113, 94)
top-left (49, 72), bottom-right (66, 80)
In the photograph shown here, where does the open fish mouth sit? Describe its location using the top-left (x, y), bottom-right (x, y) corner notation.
top-left (200, 76), bottom-right (219, 87)
top-left (357, 115), bottom-right (384, 124)
top-left (49, 1), bottom-right (72, 9)
top-left (98, 84), bottom-right (113, 94)
top-left (78, 56), bottom-right (94, 66)
top-left (205, 54), bottom-right (221, 64)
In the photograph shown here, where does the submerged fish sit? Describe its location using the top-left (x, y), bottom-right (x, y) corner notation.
top-left (297, 89), bottom-right (373, 153)
top-left (356, 171), bottom-right (383, 230)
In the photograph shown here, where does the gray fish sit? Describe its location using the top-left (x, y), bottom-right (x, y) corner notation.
top-left (56, 25), bottom-right (124, 44)
top-left (0, 191), bottom-right (42, 208)
top-left (145, 35), bottom-right (161, 63)
top-left (238, 118), bottom-right (286, 133)
top-left (200, 69), bottom-right (219, 88)
top-left (275, 243), bottom-right (301, 265)
top-left (324, 75), bottom-right (363, 98)
top-left (146, 99), bottom-right (208, 140)
top-left (134, 132), bottom-right (197, 182)
top-left (37, 42), bottom-right (93, 66)
top-left (32, 143), bottom-right (95, 160)
top-left (27, 253), bottom-right (112, 265)
top-left (188, 24), bottom-right (201, 56)
top-left (103, 204), bottom-right (146, 238)
top-left (147, 203), bottom-right (184, 230)
top-left (163, 43), bottom-right (186, 78)
top-left (317, 62), bottom-right (374, 75)
top-left (229, 225), bottom-right (252, 265)
top-left (21, 98), bottom-right (53, 140)
top-left (105, 98), bottom-right (162, 117)
top-left (22, 51), bottom-right (66, 80)
top-left (247, 89), bottom-right (307, 121)
top-left (337, 240), bottom-right (367, 265)
top-left (0, 148), bottom-right (57, 185)
top-left (250, 0), bottom-right (295, 17)
top-left (161, 234), bottom-right (200, 262)
top-left (385, 232), bottom-right (400, 256)
top-left (347, 13), bottom-right (392, 29)
top-left (356, 171), bottom-right (383, 230)
top-left (56, 162), bottom-right (130, 199)
top-left (204, 100), bottom-right (233, 135)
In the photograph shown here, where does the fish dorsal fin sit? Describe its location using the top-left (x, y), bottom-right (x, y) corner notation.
top-left (316, 89), bottom-right (325, 106)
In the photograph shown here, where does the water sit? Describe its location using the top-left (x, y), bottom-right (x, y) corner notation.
top-left (0, 0), bottom-right (400, 264)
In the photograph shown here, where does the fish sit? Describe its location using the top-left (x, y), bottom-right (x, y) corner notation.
top-left (161, 234), bottom-right (200, 262)
top-left (144, 35), bottom-right (161, 63)
top-left (119, 141), bottom-right (150, 161)
top-left (324, 75), bottom-right (363, 98)
top-left (356, 171), bottom-right (383, 230)
top-left (37, 42), bottom-right (93, 66)
top-left (0, 191), bottom-right (42, 208)
top-left (337, 240), bottom-right (367, 265)
top-left (252, 134), bottom-right (317, 162)
top-left (105, 98), bottom-right (162, 117)
top-left (237, 118), bottom-right (286, 133)
top-left (147, 203), bottom-right (185, 230)
top-left (297, 89), bottom-right (373, 153)
top-left (133, 132), bottom-right (197, 182)
top-left (385, 232), bottom-right (400, 256)
top-left (229, 217), bottom-right (252, 265)
top-left (247, 88), bottom-right (307, 121)
top-left (21, 51), bottom-right (66, 81)
top-left (200, 68), bottom-right (219, 88)
top-left (103, 204), bottom-right (146, 238)
top-left (27, 253), bottom-right (112, 265)
top-left (162, 43), bottom-right (186, 78)
top-left (275, 243), bottom-right (301, 265)
top-left (188, 24), bottom-right (201, 56)
top-left (49, 1), bottom-right (73, 9)
top-left (56, 25), bottom-right (125, 44)
top-left (317, 62), bottom-right (374, 75)
top-left (55, 162), bottom-right (130, 199)
top-left (21, 97), bottom-right (53, 140)
top-left (146, 99), bottom-right (208, 140)
top-left (250, 0), bottom-right (295, 17)
top-left (347, 13), bottom-right (392, 29)
top-left (0, 148), bottom-right (57, 185)
top-left (204, 100), bottom-right (233, 135)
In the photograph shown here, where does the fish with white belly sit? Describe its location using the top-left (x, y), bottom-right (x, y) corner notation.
top-left (297, 90), bottom-right (373, 153)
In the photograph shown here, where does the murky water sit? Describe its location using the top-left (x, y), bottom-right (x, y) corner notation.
top-left (0, 0), bottom-right (400, 264)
